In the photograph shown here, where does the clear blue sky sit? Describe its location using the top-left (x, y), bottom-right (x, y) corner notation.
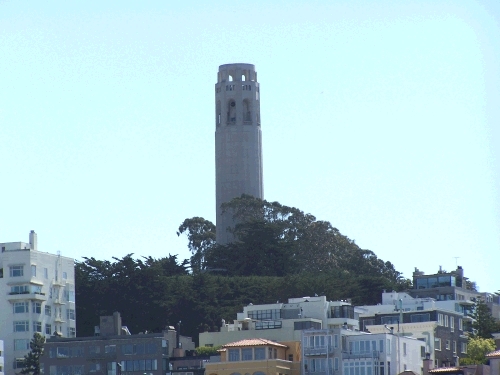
top-left (1, 0), bottom-right (499, 293)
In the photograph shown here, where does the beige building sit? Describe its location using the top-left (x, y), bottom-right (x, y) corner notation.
top-left (205, 338), bottom-right (301, 375)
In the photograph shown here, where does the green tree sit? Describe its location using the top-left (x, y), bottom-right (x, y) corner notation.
top-left (470, 299), bottom-right (500, 339)
top-left (177, 217), bottom-right (216, 273)
top-left (201, 194), bottom-right (409, 289)
top-left (460, 337), bottom-right (495, 365)
top-left (21, 332), bottom-right (45, 375)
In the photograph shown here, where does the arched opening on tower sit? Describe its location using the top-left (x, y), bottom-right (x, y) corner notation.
top-left (227, 100), bottom-right (236, 124)
top-left (243, 99), bottom-right (252, 124)
top-left (228, 74), bottom-right (233, 82)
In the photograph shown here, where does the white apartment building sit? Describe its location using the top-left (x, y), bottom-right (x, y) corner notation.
top-left (0, 231), bottom-right (75, 375)
top-left (302, 328), bottom-right (425, 375)
top-left (200, 296), bottom-right (360, 347)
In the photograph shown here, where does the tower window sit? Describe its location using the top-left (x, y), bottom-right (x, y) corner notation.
top-left (227, 100), bottom-right (236, 124)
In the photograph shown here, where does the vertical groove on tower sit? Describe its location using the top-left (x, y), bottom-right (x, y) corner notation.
top-left (215, 63), bottom-right (264, 244)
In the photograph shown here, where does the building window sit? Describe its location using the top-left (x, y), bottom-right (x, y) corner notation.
top-left (63, 272), bottom-right (67, 279)
top-left (228, 349), bottom-right (240, 361)
top-left (435, 338), bottom-right (441, 351)
top-left (67, 309), bottom-right (75, 320)
top-left (10, 265), bottom-right (24, 277)
top-left (444, 315), bottom-right (449, 327)
top-left (45, 305), bottom-right (51, 316)
top-left (453, 341), bottom-right (457, 354)
top-left (105, 345), bottom-right (116, 353)
top-left (11, 285), bottom-right (29, 294)
top-left (31, 265), bottom-right (36, 277)
top-left (107, 362), bottom-right (117, 375)
top-left (438, 314), bottom-right (444, 325)
top-left (334, 334), bottom-right (339, 348)
top-left (411, 313), bottom-right (430, 323)
top-left (461, 342), bottom-right (467, 354)
top-left (33, 321), bottom-right (42, 333)
top-left (254, 347), bottom-right (265, 360)
top-left (89, 363), bottom-right (101, 373)
top-left (334, 357), bottom-right (339, 371)
top-left (14, 339), bottom-right (30, 350)
top-left (403, 343), bottom-right (407, 356)
top-left (13, 302), bottom-right (29, 314)
top-left (381, 316), bottom-right (399, 325)
top-left (33, 302), bottom-right (42, 314)
top-left (45, 324), bottom-right (52, 335)
top-left (446, 340), bottom-right (450, 350)
top-left (44, 268), bottom-right (48, 279)
top-left (247, 309), bottom-right (281, 320)
top-left (459, 318), bottom-right (463, 331)
top-left (14, 321), bottom-right (29, 332)
top-left (242, 348), bottom-right (253, 360)
top-left (89, 345), bottom-right (101, 355)
top-left (67, 327), bottom-right (76, 337)
top-left (450, 317), bottom-right (455, 331)
top-left (14, 358), bottom-right (25, 369)
top-left (256, 320), bottom-right (282, 330)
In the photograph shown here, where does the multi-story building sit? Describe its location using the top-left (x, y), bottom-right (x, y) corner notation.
top-left (357, 291), bottom-right (471, 367)
top-left (200, 296), bottom-right (360, 348)
top-left (0, 231), bottom-right (75, 374)
top-left (41, 312), bottom-right (196, 375)
top-left (302, 328), bottom-right (425, 375)
top-left (205, 338), bottom-right (301, 375)
top-left (410, 266), bottom-right (500, 320)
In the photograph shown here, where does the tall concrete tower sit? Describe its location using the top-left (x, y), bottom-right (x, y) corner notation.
top-left (215, 63), bottom-right (264, 244)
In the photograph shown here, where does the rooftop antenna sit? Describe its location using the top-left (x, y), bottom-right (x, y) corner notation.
top-left (453, 257), bottom-right (460, 267)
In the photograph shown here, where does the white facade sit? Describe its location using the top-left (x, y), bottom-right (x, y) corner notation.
top-left (0, 231), bottom-right (75, 375)
top-left (199, 296), bottom-right (360, 347)
top-left (302, 328), bottom-right (425, 375)
top-left (215, 63), bottom-right (264, 244)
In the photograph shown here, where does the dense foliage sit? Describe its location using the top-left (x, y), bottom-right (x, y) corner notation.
top-left (470, 299), bottom-right (500, 339)
top-left (460, 337), bottom-right (496, 365)
top-left (76, 196), bottom-right (410, 344)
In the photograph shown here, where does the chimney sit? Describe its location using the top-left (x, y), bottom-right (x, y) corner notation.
top-left (423, 353), bottom-right (433, 375)
top-left (29, 230), bottom-right (37, 251)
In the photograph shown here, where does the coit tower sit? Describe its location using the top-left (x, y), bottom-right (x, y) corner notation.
top-left (215, 63), bottom-right (264, 244)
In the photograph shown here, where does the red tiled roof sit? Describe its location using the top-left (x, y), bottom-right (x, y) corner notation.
top-left (486, 349), bottom-right (500, 357)
top-left (428, 367), bottom-right (461, 373)
top-left (221, 338), bottom-right (287, 349)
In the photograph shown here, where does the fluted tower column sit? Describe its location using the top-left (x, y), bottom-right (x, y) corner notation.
top-left (215, 63), bottom-right (264, 244)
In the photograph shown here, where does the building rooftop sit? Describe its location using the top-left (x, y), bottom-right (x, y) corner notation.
top-left (221, 338), bottom-right (287, 349)
top-left (486, 349), bottom-right (500, 358)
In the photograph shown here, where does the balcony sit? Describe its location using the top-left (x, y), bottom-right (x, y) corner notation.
top-left (55, 315), bottom-right (66, 323)
top-left (7, 292), bottom-right (47, 302)
top-left (342, 350), bottom-right (380, 360)
top-left (304, 345), bottom-right (336, 356)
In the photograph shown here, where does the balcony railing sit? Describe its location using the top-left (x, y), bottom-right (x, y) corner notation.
top-left (342, 350), bottom-right (380, 360)
top-left (304, 345), bottom-right (336, 356)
